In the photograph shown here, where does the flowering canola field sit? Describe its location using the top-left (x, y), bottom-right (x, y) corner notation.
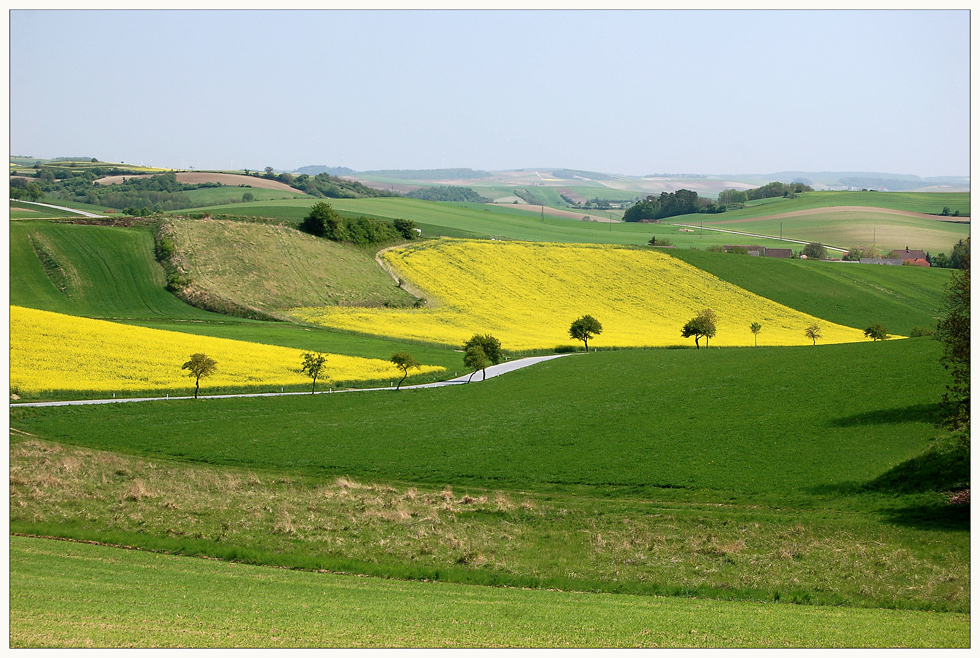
top-left (10, 306), bottom-right (443, 397)
top-left (293, 240), bottom-right (869, 350)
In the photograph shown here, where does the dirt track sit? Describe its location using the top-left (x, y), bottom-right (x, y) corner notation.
top-left (710, 206), bottom-right (969, 225)
top-left (94, 172), bottom-right (299, 192)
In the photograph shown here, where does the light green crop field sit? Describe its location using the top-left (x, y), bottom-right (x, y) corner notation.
top-left (10, 536), bottom-right (968, 648)
top-left (687, 210), bottom-right (969, 254)
top-left (9, 221), bottom-right (218, 320)
top-left (733, 191), bottom-right (970, 216)
top-left (181, 186), bottom-right (309, 206)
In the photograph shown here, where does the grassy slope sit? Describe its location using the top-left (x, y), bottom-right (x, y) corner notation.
top-left (11, 340), bottom-right (947, 498)
top-left (10, 536), bottom-right (967, 648)
top-left (168, 219), bottom-right (418, 312)
top-left (9, 221), bottom-right (463, 377)
top-left (9, 221), bottom-right (217, 320)
top-left (181, 186), bottom-right (308, 205)
top-left (668, 249), bottom-right (951, 335)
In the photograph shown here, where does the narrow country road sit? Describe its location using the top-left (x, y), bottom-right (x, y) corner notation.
top-left (14, 200), bottom-right (106, 218)
top-left (666, 221), bottom-right (847, 253)
top-left (9, 354), bottom-right (570, 409)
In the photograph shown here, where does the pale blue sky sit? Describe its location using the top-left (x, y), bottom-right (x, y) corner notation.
top-left (9, 9), bottom-right (970, 177)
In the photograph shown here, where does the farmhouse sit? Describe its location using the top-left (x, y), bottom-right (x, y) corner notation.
top-left (723, 245), bottom-right (793, 258)
top-left (764, 248), bottom-right (793, 258)
top-left (889, 248), bottom-right (928, 261)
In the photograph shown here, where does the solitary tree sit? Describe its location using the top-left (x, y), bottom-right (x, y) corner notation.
top-left (681, 308), bottom-right (717, 348)
top-left (936, 245), bottom-right (970, 442)
top-left (750, 322), bottom-right (762, 347)
top-left (802, 242), bottom-right (828, 260)
top-left (463, 344), bottom-right (489, 382)
top-left (298, 201), bottom-right (337, 238)
top-left (301, 351), bottom-right (327, 394)
top-left (182, 353), bottom-right (217, 399)
top-left (804, 323), bottom-right (822, 345)
top-left (569, 315), bottom-right (603, 352)
top-left (390, 352), bottom-right (421, 390)
top-left (864, 323), bottom-right (889, 341)
top-left (463, 334), bottom-right (502, 380)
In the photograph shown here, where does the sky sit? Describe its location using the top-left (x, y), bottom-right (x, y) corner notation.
top-left (8, 9), bottom-right (971, 178)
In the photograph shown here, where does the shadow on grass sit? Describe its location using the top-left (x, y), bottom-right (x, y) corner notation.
top-left (810, 441), bottom-right (970, 531)
top-left (876, 499), bottom-right (970, 531)
top-left (830, 403), bottom-right (941, 427)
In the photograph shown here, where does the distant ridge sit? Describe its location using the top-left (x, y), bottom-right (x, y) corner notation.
top-left (293, 165), bottom-right (355, 177)
top-left (358, 168), bottom-right (491, 180)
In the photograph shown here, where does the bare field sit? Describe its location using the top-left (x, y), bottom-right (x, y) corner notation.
top-left (94, 172), bottom-right (298, 191)
top-left (709, 206), bottom-right (969, 225)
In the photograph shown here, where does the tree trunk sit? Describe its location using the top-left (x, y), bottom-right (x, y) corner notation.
top-left (694, 335), bottom-right (700, 349)
top-left (312, 375), bottom-right (317, 394)
top-left (584, 338), bottom-right (589, 352)
top-left (397, 373), bottom-right (407, 390)
top-left (194, 376), bottom-right (200, 399)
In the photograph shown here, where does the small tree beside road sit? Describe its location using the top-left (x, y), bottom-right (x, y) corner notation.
top-left (463, 334), bottom-right (502, 381)
top-left (301, 352), bottom-right (327, 394)
top-left (569, 315), bottom-right (603, 352)
top-left (390, 352), bottom-right (421, 390)
top-left (463, 345), bottom-right (489, 383)
top-left (182, 353), bottom-right (217, 399)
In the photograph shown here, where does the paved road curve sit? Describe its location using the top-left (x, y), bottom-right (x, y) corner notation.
top-left (10, 354), bottom-right (571, 408)
top-left (15, 201), bottom-right (106, 218)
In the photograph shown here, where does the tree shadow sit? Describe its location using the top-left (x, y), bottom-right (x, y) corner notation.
top-left (830, 403), bottom-right (941, 427)
top-left (808, 442), bottom-right (970, 531)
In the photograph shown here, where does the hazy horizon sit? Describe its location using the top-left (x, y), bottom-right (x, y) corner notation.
top-left (9, 9), bottom-right (970, 179)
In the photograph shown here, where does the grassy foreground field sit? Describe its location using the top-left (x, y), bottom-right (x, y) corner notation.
top-left (10, 536), bottom-right (968, 648)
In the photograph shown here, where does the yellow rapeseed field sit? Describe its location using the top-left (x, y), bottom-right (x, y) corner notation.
top-left (292, 239), bottom-right (869, 350)
top-left (10, 306), bottom-right (443, 396)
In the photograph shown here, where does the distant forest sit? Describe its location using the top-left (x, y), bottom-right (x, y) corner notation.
top-left (406, 186), bottom-right (492, 203)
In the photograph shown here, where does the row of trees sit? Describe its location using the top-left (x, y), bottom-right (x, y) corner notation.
top-left (623, 189), bottom-right (724, 222)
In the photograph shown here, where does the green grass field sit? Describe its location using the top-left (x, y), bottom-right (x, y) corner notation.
top-left (181, 186), bottom-right (309, 206)
top-left (9, 221), bottom-right (217, 320)
top-left (669, 248), bottom-right (952, 335)
top-left (10, 341), bottom-right (949, 497)
top-left (10, 536), bottom-right (967, 648)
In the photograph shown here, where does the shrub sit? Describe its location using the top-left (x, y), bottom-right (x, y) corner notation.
top-left (706, 244), bottom-right (725, 252)
top-left (728, 246), bottom-right (749, 255)
top-left (909, 326), bottom-right (935, 338)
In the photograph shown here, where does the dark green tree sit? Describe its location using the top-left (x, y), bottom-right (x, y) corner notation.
top-left (182, 353), bottom-right (217, 399)
top-left (390, 352), bottom-right (421, 390)
top-left (463, 334), bottom-right (502, 380)
top-left (936, 245), bottom-right (969, 442)
top-left (681, 309), bottom-right (717, 348)
top-left (463, 344), bottom-right (488, 383)
top-left (393, 218), bottom-right (418, 240)
top-left (242, 192), bottom-right (254, 202)
top-left (298, 201), bottom-right (337, 238)
top-left (802, 242), bottom-right (827, 260)
top-left (569, 315), bottom-right (603, 352)
top-left (950, 238), bottom-right (970, 270)
top-left (804, 323), bottom-right (822, 345)
top-left (864, 323), bottom-right (888, 341)
top-left (750, 322), bottom-right (762, 347)
top-left (301, 351), bottom-right (327, 394)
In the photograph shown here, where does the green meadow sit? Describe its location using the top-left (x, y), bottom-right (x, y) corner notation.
top-left (10, 536), bottom-right (968, 648)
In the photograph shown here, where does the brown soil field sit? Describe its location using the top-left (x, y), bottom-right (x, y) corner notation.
top-left (94, 172), bottom-right (299, 192)
top-left (709, 206), bottom-right (970, 225)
